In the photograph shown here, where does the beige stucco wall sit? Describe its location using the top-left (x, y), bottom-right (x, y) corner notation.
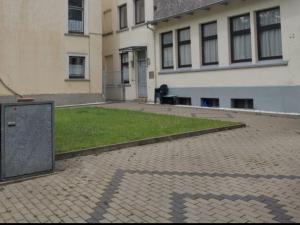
top-left (153, 0), bottom-right (300, 89)
top-left (102, 0), bottom-right (156, 101)
top-left (0, 0), bottom-right (102, 97)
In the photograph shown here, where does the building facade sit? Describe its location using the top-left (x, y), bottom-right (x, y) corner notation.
top-left (150, 0), bottom-right (300, 113)
top-left (0, 0), bottom-right (103, 106)
top-left (102, 0), bottom-right (156, 101)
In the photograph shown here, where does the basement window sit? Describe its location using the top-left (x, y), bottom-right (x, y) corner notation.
top-left (178, 97), bottom-right (192, 106)
top-left (231, 99), bottom-right (254, 109)
top-left (201, 98), bottom-right (220, 108)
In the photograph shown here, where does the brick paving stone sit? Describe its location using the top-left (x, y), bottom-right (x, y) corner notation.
top-left (0, 103), bottom-right (299, 223)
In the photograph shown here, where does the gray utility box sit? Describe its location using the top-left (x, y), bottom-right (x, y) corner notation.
top-left (0, 101), bottom-right (55, 181)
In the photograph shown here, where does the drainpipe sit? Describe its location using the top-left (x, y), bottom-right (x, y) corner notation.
top-left (146, 23), bottom-right (158, 90)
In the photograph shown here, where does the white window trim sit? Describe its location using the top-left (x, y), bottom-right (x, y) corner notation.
top-left (66, 53), bottom-right (89, 80)
top-left (65, 0), bottom-right (89, 35)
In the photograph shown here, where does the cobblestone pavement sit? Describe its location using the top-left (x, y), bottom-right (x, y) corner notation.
top-left (0, 103), bottom-right (300, 223)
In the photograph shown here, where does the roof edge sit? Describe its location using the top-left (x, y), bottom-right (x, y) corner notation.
top-left (148, 0), bottom-right (229, 25)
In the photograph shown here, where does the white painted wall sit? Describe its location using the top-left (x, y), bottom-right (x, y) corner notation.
top-left (153, 0), bottom-right (300, 89)
top-left (102, 0), bottom-right (156, 100)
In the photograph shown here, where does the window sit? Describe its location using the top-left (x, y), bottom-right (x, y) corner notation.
top-left (230, 14), bottom-right (252, 63)
top-left (69, 56), bottom-right (85, 79)
top-left (135, 0), bottom-right (145, 25)
top-left (68, 0), bottom-right (84, 33)
top-left (201, 98), bottom-right (220, 108)
top-left (231, 99), bottom-right (254, 109)
top-left (201, 22), bottom-right (218, 65)
top-left (119, 4), bottom-right (128, 30)
top-left (178, 97), bottom-right (192, 106)
top-left (161, 32), bottom-right (174, 69)
top-left (178, 28), bottom-right (192, 68)
top-left (257, 7), bottom-right (282, 60)
top-left (121, 53), bottom-right (129, 84)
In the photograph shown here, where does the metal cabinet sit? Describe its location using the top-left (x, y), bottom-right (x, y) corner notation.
top-left (0, 101), bottom-right (55, 181)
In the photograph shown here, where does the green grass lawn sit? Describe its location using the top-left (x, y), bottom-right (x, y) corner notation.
top-left (55, 107), bottom-right (236, 154)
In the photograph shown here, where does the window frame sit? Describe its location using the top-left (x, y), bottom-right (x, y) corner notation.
top-left (177, 27), bottom-right (192, 68)
top-left (161, 31), bottom-right (174, 70)
top-left (68, 0), bottom-right (85, 34)
top-left (134, 0), bottom-right (145, 25)
top-left (121, 53), bottom-right (130, 84)
top-left (68, 55), bottom-right (86, 79)
top-left (119, 4), bottom-right (128, 30)
top-left (256, 7), bottom-right (282, 61)
top-left (201, 21), bottom-right (219, 66)
top-left (230, 13), bottom-right (252, 63)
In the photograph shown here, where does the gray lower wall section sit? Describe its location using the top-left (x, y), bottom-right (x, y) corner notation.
top-left (169, 86), bottom-right (300, 114)
top-left (0, 94), bottom-right (104, 107)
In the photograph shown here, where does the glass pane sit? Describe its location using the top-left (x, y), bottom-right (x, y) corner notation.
top-left (232, 15), bottom-right (250, 31)
top-left (259, 8), bottom-right (280, 26)
top-left (135, 0), bottom-right (145, 23)
top-left (163, 32), bottom-right (173, 45)
top-left (69, 9), bottom-right (83, 21)
top-left (203, 22), bottom-right (217, 37)
top-left (179, 44), bottom-right (191, 66)
top-left (204, 39), bottom-right (218, 63)
top-left (179, 29), bottom-right (190, 42)
top-left (122, 54), bottom-right (129, 63)
top-left (260, 28), bottom-right (282, 58)
top-left (233, 34), bottom-right (252, 61)
top-left (69, 0), bottom-right (83, 8)
top-left (163, 47), bottom-right (173, 68)
top-left (120, 6), bottom-right (127, 28)
top-left (69, 57), bottom-right (85, 77)
top-left (122, 65), bottom-right (129, 82)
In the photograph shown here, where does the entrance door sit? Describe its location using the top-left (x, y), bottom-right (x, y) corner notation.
top-left (137, 50), bottom-right (147, 98)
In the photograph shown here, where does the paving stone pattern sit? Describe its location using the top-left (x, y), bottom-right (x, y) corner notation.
top-left (0, 103), bottom-right (299, 223)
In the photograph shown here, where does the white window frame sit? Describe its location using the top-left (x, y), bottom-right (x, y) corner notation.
top-left (66, 53), bottom-right (89, 80)
top-left (65, 0), bottom-right (89, 35)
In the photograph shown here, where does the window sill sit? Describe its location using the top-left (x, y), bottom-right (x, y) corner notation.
top-left (117, 28), bottom-right (129, 33)
top-left (103, 31), bottom-right (114, 37)
top-left (131, 23), bottom-right (146, 30)
top-left (65, 79), bottom-right (90, 82)
top-left (65, 33), bottom-right (89, 38)
top-left (159, 60), bottom-right (289, 75)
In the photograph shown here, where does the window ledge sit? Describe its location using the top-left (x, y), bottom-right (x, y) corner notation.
top-left (131, 23), bottom-right (146, 30)
top-left (65, 79), bottom-right (90, 82)
top-left (117, 28), bottom-right (130, 33)
top-left (159, 60), bottom-right (289, 75)
top-left (65, 33), bottom-right (89, 38)
top-left (103, 31), bottom-right (114, 37)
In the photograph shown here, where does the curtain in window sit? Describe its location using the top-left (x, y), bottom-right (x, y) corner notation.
top-left (203, 22), bottom-right (218, 64)
top-left (179, 44), bottom-right (192, 66)
top-left (178, 29), bottom-right (191, 66)
top-left (231, 15), bottom-right (252, 61)
top-left (260, 29), bottom-right (282, 58)
top-left (163, 47), bottom-right (173, 68)
top-left (69, 57), bottom-right (85, 78)
top-left (68, 0), bottom-right (84, 33)
top-left (258, 9), bottom-right (281, 26)
top-left (162, 32), bottom-right (173, 68)
top-left (204, 40), bottom-right (218, 64)
top-left (121, 54), bottom-right (129, 83)
top-left (119, 6), bottom-right (127, 29)
top-left (135, 0), bottom-right (145, 24)
top-left (258, 8), bottom-right (282, 59)
top-left (233, 34), bottom-right (251, 61)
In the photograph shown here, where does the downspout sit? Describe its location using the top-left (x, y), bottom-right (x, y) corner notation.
top-left (146, 23), bottom-right (158, 90)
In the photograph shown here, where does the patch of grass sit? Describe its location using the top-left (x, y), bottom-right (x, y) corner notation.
top-left (55, 107), bottom-right (236, 154)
